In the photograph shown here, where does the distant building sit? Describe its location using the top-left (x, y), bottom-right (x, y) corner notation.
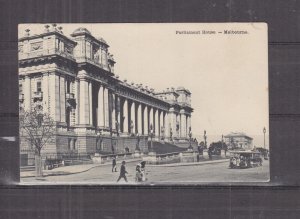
top-left (224, 132), bottom-right (253, 150)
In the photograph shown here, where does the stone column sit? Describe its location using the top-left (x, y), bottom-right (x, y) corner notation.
top-left (168, 108), bottom-right (176, 138)
top-left (116, 95), bottom-right (121, 133)
top-left (159, 110), bottom-right (164, 138)
top-left (88, 81), bottom-right (93, 125)
top-left (130, 101), bottom-right (136, 134)
top-left (111, 92), bottom-right (116, 130)
top-left (60, 75), bottom-right (66, 123)
top-left (97, 85), bottom-right (104, 127)
top-left (23, 76), bottom-right (31, 111)
top-left (185, 115), bottom-right (189, 137)
top-left (149, 107), bottom-right (154, 131)
top-left (175, 113), bottom-right (180, 138)
top-left (137, 103), bottom-right (142, 134)
top-left (41, 73), bottom-right (49, 113)
top-left (143, 105), bottom-right (149, 135)
top-left (74, 79), bottom-right (80, 125)
top-left (79, 78), bottom-right (89, 125)
top-left (123, 98), bottom-right (128, 133)
top-left (154, 109), bottom-right (159, 136)
top-left (164, 112), bottom-right (170, 139)
top-left (103, 87), bottom-right (109, 128)
top-left (48, 73), bottom-right (61, 122)
top-left (180, 109), bottom-right (186, 138)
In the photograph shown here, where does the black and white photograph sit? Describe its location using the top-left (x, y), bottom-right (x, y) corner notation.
top-left (18, 23), bottom-right (269, 184)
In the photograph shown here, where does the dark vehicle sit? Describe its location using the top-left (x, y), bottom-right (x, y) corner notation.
top-left (229, 151), bottom-right (263, 169)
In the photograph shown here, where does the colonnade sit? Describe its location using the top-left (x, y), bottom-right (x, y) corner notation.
top-left (21, 73), bottom-right (192, 140)
top-left (76, 79), bottom-right (192, 139)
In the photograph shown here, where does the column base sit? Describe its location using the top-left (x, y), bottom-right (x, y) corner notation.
top-left (119, 132), bottom-right (130, 137)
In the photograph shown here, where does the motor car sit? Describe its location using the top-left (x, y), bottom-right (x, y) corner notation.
top-left (229, 151), bottom-right (263, 169)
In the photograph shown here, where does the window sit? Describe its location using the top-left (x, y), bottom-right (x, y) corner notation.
top-left (30, 42), bottom-right (43, 51)
top-left (36, 81), bottom-right (42, 92)
top-left (68, 138), bottom-right (72, 150)
top-left (73, 139), bottom-right (77, 150)
top-left (66, 80), bottom-right (71, 93)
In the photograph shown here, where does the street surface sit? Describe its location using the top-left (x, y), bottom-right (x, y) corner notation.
top-left (21, 159), bottom-right (269, 184)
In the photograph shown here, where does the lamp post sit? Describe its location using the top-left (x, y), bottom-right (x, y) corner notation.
top-left (263, 127), bottom-right (266, 149)
top-left (204, 130), bottom-right (207, 149)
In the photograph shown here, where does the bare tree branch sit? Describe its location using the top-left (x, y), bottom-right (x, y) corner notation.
top-left (20, 109), bottom-right (56, 156)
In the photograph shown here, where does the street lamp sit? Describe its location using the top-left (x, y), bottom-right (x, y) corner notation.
top-left (263, 127), bottom-right (266, 149)
top-left (204, 130), bottom-right (207, 149)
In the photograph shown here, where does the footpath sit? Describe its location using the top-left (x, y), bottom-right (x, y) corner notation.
top-left (21, 158), bottom-right (229, 178)
top-left (21, 158), bottom-right (142, 178)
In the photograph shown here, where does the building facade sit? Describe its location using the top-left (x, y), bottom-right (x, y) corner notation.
top-left (18, 24), bottom-right (193, 161)
top-left (224, 132), bottom-right (253, 150)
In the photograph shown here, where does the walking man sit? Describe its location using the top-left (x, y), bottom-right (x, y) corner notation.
top-left (112, 156), bottom-right (117, 172)
top-left (117, 161), bottom-right (128, 182)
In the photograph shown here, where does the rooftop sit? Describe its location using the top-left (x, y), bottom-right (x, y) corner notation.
top-left (224, 132), bottom-right (253, 140)
top-left (72, 27), bottom-right (92, 35)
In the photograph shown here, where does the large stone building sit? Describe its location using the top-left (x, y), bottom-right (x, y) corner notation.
top-left (18, 24), bottom-right (193, 163)
top-left (224, 132), bottom-right (253, 150)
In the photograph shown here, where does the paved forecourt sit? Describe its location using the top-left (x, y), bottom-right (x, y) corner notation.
top-left (21, 159), bottom-right (269, 184)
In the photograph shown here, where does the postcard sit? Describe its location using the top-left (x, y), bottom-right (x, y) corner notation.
top-left (18, 23), bottom-right (269, 184)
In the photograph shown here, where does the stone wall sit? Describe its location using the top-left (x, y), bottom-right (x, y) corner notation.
top-left (173, 141), bottom-right (198, 151)
top-left (20, 132), bottom-right (149, 165)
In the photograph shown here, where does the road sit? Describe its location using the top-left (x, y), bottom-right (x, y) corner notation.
top-left (22, 160), bottom-right (269, 184)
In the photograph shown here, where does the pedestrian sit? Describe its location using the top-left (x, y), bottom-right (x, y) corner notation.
top-left (112, 156), bottom-right (117, 172)
top-left (117, 161), bottom-right (128, 182)
top-left (135, 164), bottom-right (143, 182)
top-left (140, 161), bottom-right (147, 182)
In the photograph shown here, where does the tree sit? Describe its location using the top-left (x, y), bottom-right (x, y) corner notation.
top-left (209, 141), bottom-right (228, 155)
top-left (19, 109), bottom-right (56, 177)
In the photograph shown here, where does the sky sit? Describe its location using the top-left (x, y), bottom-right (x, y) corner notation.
top-left (19, 23), bottom-right (269, 148)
